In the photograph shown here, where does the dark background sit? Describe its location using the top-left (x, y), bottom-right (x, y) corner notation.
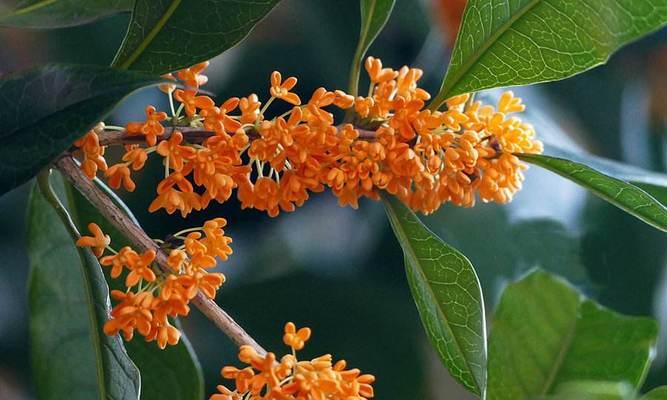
top-left (1, 0), bottom-right (666, 398)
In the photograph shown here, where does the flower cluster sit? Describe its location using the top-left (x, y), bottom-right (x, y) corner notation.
top-left (211, 322), bottom-right (375, 400)
top-left (70, 57), bottom-right (542, 351)
top-left (75, 220), bottom-right (230, 348)
top-left (74, 57), bottom-right (542, 217)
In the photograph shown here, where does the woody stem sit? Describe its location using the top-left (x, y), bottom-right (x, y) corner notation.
top-left (95, 125), bottom-right (378, 147)
top-left (54, 154), bottom-right (268, 356)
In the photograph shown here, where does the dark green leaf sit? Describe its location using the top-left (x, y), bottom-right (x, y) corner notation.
top-left (642, 387), bottom-right (667, 400)
top-left (431, 0), bottom-right (667, 107)
top-left (542, 143), bottom-right (667, 206)
top-left (347, 0), bottom-right (395, 96)
top-left (112, 0), bottom-right (281, 74)
top-left (518, 153), bottom-right (667, 232)
top-left (0, 64), bottom-right (163, 196)
top-left (487, 270), bottom-right (657, 400)
top-left (383, 194), bottom-right (486, 396)
top-left (69, 181), bottom-right (205, 400)
top-left (26, 174), bottom-right (141, 400)
top-left (0, 0), bottom-right (132, 28)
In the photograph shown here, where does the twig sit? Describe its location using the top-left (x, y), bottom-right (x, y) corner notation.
top-left (55, 154), bottom-right (267, 356)
top-left (96, 125), bottom-right (378, 147)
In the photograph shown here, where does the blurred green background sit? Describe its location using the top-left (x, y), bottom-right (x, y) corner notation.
top-left (0, 0), bottom-right (666, 398)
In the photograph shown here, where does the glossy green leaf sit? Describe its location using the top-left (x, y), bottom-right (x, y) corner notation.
top-left (383, 194), bottom-right (486, 396)
top-left (113, 0), bottom-right (281, 74)
top-left (347, 0), bottom-right (395, 96)
top-left (0, 0), bottom-right (132, 28)
top-left (431, 0), bottom-right (667, 108)
top-left (642, 387), bottom-right (667, 400)
top-left (0, 64), bottom-right (163, 196)
top-left (532, 380), bottom-right (637, 400)
top-left (519, 153), bottom-right (667, 232)
top-left (487, 270), bottom-right (658, 400)
top-left (542, 143), bottom-right (667, 206)
top-left (69, 181), bottom-right (204, 400)
top-left (26, 174), bottom-right (141, 400)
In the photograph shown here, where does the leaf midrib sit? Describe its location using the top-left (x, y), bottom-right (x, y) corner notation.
top-left (518, 153), bottom-right (667, 232)
top-left (539, 315), bottom-right (577, 395)
top-left (359, 0), bottom-right (377, 53)
top-left (442, 0), bottom-right (541, 98)
top-left (383, 197), bottom-right (484, 394)
top-left (116, 0), bottom-right (183, 69)
top-left (7, 0), bottom-right (57, 16)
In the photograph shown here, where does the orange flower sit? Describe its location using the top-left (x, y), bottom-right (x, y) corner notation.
top-left (100, 246), bottom-right (135, 278)
top-left (365, 56), bottom-right (398, 83)
top-left (201, 218), bottom-right (233, 261)
top-left (210, 323), bottom-right (375, 400)
top-left (105, 163), bottom-right (136, 192)
top-left (270, 71), bottom-right (301, 105)
top-left (201, 97), bottom-right (242, 134)
top-left (124, 249), bottom-right (157, 287)
top-left (149, 172), bottom-right (202, 217)
top-left (122, 146), bottom-right (148, 171)
top-left (174, 89), bottom-right (215, 117)
top-left (156, 131), bottom-right (196, 171)
top-left (104, 290), bottom-right (154, 341)
top-left (283, 322), bottom-right (311, 350)
top-left (177, 61), bottom-right (210, 88)
top-left (159, 72), bottom-right (177, 94)
top-left (74, 130), bottom-right (107, 179)
top-left (125, 105), bottom-right (168, 146)
top-left (76, 223), bottom-right (110, 257)
top-left (333, 90), bottom-right (355, 109)
top-left (239, 94), bottom-right (262, 124)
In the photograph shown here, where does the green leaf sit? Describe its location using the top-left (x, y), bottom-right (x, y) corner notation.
top-left (0, 0), bottom-right (132, 28)
top-left (383, 194), bottom-right (487, 396)
top-left (347, 0), bottom-right (395, 96)
top-left (518, 153), bottom-right (667, 232)
top-left (69, 181), bottom-right (205, 400)
top-left (642, 387), bottom-right (667, 400)
top-left (0, 64), bottom-right (163, 196)
top-left (487, 269), bottom-right (658, 400)
top-left (431, 0), bottom-right (667, 107)
top-left (532, 380), bottom-right (637, 400)
top-left (112, 0), bottom-right (281, 74)
top-left (27, 173), bottom-right (141, 400)
top-left (541, 143), bottom-right (667, 206)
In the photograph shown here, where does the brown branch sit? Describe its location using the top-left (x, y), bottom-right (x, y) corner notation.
top-left (55, 154), bottom-right (267, 356)
top-left (97, 125), bottom-right (378, 146)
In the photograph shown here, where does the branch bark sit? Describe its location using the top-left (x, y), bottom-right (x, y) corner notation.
top-left (55, 154), bottom-right (267, 356)
top-left (97, 125), bottom-right (378, 146)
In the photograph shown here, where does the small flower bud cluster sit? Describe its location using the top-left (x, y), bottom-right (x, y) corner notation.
top-left (75, 220), bottom-right (230, 348)
top-left (210, 322), bottom-right (375, 400)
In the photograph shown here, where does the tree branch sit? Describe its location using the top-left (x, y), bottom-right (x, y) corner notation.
top-left (55, 154), bottom-right (267, 356)
top-left (97, 125), bottom-right (377, 146)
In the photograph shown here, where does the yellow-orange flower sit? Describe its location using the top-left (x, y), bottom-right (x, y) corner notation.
top-left (156, 131), bottom-right (196, 171)
top-left (126, 105), bottom-right (168, 146)
top-left (177, 61), bottom-right (210, 89)
top-left (283, 322), bottom-right (311, 350)
top-left (174, 89), bottom-right (216, 117)
top-left (201, 97), bottom-right (242, 134)
top-left (105, 163), bottom-right (136, 192)
top-left (270, 71), bottom-right (301, 105)
top-left (210, 323), bottom-right (375, 400)
top-left (86, 217), bottom-right (232, 349)
top-left (74, 130), bottom-right (107, 179)
top-left (76, 223), bottom-right (110, 257)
